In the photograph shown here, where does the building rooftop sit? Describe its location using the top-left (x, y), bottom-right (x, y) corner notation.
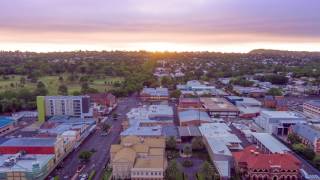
top-left (291, 124), bottom-right (320, 143)
top-left (0, 117), bottom-right (14, 128)
top-left (141, 87), bottom-right (169, 97)
top-left (305, 100), bottom-right (320, 108)
top-left (233, 145), bottom-right (300, 170)
top-left (251, 132), bottom-right (290, 153)
top-left (120, 125), bottom-right (162, 137)
top-left (134, 157), bottom-right (164, 169)
top-left (178, 109), bottom-right (212, 122)
top-left (178, 126), bottom-right (202, 137)
top-left (0, 138), bottom-right (56, 147)
top-left (261, 111), bottom-right (304, 119)
top-left (0, 154), bottom-right (55, 173)
top-left (200, 98), bottom-right (239, 112)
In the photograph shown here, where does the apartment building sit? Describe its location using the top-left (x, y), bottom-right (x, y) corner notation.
top-left (37, 96), bottom-right (92, 122)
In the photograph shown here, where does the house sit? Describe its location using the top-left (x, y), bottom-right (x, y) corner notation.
top-left (290, 124), bottom-right (320, 153)
top-left (110, 136), bottom-right (167, 180)
top-left (200, 97), bottom-right (239, 119)
top-left (233, 145), bottom-right (301, 180)
top-left (254, 111), bottom-right (306, 135)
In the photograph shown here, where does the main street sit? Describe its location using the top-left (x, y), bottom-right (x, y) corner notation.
top-left (48, 95), bottom-right (139, 180)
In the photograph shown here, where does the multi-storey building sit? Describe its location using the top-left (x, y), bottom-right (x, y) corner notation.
top-left (303, 100), bottom-right (320, 118)
top-left (110, 136), bottom-right (167, 180)
top-left (290, 124), bottom-right (320, 153)
top-left (200, 97), bottom-right (239, 119)
top-left (233, 145), bottom-right (301, 180)
top-left (37, 96), bottom-right (92, 122)
top-left (254, 111), bottom-right (306, 136)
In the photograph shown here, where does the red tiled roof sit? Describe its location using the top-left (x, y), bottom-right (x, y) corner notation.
top-left (233, 145), bottom-right (300, 170)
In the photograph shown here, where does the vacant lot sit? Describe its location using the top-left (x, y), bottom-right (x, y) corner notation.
top-left (0, 74), bottom-right (123, 95)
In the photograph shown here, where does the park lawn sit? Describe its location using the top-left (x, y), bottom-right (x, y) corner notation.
top-left (0, 74), bottom-right (123, 95)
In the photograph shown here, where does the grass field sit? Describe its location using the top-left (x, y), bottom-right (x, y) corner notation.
top-left (0, 74), bottom-right (124, 95)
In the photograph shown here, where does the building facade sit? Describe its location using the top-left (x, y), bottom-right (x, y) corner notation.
top-left (110, 136), bottom-right (167, 180)
top-left (233, 145), bottom-right (301, 180)
top-left (37, 96), bottom-right (92, 122)
top-left (303, 100), bottom-right (320, 118)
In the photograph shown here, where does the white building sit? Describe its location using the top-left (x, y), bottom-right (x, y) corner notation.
top-left (199, 123), bottom-right (242, 179)
top-left (254, 111), bottom-right (306, 135)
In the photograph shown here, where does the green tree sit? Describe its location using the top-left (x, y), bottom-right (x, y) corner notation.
top-left (287, 133), bottom-right (301, 144)
top-left (78, 151), bottom-right (93, 163)
top-left (267, 88), bottom-right (283, 96)
top-left (58, 84), bottom-right (68, 95)
top-left (191, 137), bottom-right (205, 150)
top-left (200, 161), bottom-right (216, 180)
top-left (304, 147), bottom-right (316, 160)
top-left (183, 144), bottom-right (192, 156)
top-left (34, 81), bottom-right (48, 96)
top-left (170, 90), bottom-right (181, 99)
top-left (165, 160), bottom-right (182, 180)
top-left (102, 123), bottom-right (111, 132)
top-left (292, 143), bottom-right (306, 154)
top-left (166, 136), bottom-right (177, 150)
top-left (313, 155), bottom-right (320, 169)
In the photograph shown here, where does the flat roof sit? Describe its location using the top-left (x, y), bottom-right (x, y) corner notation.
top-left (251, 132), bottom-right (290, 153)
top-left (0, 154), bottom-right (55, 172)
top-left (261, 111), bottom-right (304, 119)
top-left (0, 117), bottom-right (14, 128)
top-left (0, 138), bottom-right (56, 147)
top-left (305, 100), bottom-right (320, 108)
top-left (200, 98), bottom-right (238, 112)
top-left (178, 110), bottom-right (211, 122)
top-left (120, 126), bottom-right (162, 137)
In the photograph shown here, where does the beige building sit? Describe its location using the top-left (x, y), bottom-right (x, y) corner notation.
top-left (110, 136), bottom-right (167, 180)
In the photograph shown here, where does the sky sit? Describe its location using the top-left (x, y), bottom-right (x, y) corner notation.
top-left (0, 0), bottom-right (320, 52)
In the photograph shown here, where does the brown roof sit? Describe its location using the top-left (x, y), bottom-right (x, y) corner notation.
top-left (133, 157), bottom-right (164, 169)
top-left (144, 138), bottom-right (165, 148)
top-left (200, 97), bottom-right (239, 112)
top-left (149, 148), bottom-right (164, 156)
top-left (110, 144), bottom-right (122, 153)
top-left (132, 144), bottom-right (149, 153)
top-left (121, 136), bottom-right (141, 146)
top-left (113, 147), bottom-right (136, 163)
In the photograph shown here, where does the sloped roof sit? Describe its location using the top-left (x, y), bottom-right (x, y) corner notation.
top-left (291, 124), bottom-right (320, 143)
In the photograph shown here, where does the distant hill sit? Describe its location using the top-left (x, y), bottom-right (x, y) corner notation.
top-left (249, 49), bottom-right (320, 57)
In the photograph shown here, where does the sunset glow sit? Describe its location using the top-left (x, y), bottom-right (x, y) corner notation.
top-left (0, 0), bottom-right (319, 52)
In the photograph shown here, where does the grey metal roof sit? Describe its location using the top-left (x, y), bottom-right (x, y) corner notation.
top-left (0, 138), bottom-right (56, 147)
top-left (306, 100), bottom-right (320, 108)
top-left (178, 110), bottom-right (211, 122)
top-left (178, 126), bottom-right (202, 137)
top-left (291, 124), bottom-right (320, 143)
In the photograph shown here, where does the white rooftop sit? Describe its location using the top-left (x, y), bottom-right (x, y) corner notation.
top-left (251, 132), bottom-right (290, 153)
top-left (261, 111), bottom-right (304, 119)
